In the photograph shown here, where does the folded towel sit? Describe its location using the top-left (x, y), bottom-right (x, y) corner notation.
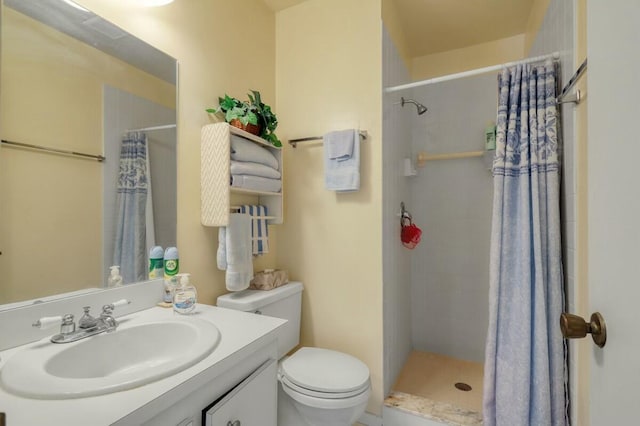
top-left (324, 129), bottom-right (360, 192)
top-left (240, 205), bottom-right (269, 255)
top-left (230, 135), bottom-right (279, 170)
top-left (326, 129), bottom-right (354, 161)
top-left (217, 213), bottom-right (253, 291)
top-left (231, 174), bottom-right (282, 193)
top-left (230, 160), bottom-right (281, 179)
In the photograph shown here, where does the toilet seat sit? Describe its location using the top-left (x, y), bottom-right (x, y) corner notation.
top-left (280, 376), bottom-right (371, 410)
top-left (279, 347), bottom-right (371, 401)
top-left (280, 375), bottom-right (370, 399)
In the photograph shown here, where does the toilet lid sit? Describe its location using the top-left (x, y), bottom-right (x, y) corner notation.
top-left (280, 347), bottom-right (370, 394)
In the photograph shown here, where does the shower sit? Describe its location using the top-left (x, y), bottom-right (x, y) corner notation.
top-left (398, 97), bottom-right (428, 115)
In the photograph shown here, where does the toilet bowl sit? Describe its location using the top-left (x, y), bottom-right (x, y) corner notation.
top-left (278, 347), bottom-right (371, 426)
top-left (217, 282), bottom-right (371, 426)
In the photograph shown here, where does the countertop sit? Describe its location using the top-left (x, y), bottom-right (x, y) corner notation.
top-left (0, 304), bottom-right (285, 425)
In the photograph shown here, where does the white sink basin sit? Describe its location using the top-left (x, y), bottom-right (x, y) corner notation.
top-left (0, 316), bottom-right (220, 399)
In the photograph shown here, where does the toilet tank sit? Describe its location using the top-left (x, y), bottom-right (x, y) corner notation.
top-left (217, 281), bottom-right (303, 358)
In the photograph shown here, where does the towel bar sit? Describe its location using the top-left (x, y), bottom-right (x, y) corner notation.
top-left (288, 130), bottom-right (368, 148)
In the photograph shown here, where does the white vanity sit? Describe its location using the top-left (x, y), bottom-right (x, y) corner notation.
top-left (0, 285), bottom-right (285, 426)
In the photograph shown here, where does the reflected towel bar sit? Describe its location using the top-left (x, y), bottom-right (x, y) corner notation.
top-left (1, 139), bottom-right (105, 162)
top-left (288, 130), bottom-right (368, 148)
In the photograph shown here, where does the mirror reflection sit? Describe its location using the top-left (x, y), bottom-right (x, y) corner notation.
top-left (0, 0), bottom-right (177, 308)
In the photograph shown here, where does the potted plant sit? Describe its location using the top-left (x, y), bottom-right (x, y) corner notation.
top-left (207, 90), bottom-right (282, 147)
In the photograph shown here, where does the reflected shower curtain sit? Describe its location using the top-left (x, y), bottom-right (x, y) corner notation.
top-left (483, 62), bottom-right (567, 426)
top-left (113, 132), bottom-right (149, 284)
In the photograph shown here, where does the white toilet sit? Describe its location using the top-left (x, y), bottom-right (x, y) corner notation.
top-left (217, 281), bottom-right (371, 426)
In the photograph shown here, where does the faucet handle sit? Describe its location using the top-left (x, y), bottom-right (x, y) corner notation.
top-left (32, 315), bottom-right (64, 329)
top-left (33, 314), bottom-right (75, 334)
top-left (111, 299), bottom-right (131, 308)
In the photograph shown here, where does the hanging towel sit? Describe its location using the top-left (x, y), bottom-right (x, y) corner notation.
top-left (324, 129), bottom-right (360, 192)
top-left (240, 205), bottom-right (269, 255)
top-left (217, 213), bottom-right (253, 291)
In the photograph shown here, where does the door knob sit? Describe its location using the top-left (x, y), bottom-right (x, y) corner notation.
top-left (560, 312), bottom-right (607, 348)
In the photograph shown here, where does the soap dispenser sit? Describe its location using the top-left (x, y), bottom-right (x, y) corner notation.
top-left (107, 265), bottom-right (123, 288)
top-left (173, 273), bottom-right (197, 314)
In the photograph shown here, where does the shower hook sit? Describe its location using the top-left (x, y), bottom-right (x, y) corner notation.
top-left (400, 202), bottom-right (412, 226)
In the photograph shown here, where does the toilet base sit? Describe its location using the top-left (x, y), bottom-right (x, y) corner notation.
top-left (278, 382), bottom-right (368, 426)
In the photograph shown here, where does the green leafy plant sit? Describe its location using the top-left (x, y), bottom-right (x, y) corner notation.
top-left (247, 90), bottom-right (281, 147)
top-left (206, 90), bottom-right (281, 148)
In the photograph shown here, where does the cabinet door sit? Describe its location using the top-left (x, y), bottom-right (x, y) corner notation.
top-left (203, 359), bottom-right (277, 426)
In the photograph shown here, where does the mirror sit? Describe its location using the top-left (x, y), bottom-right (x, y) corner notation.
top-left (0, 0), bottom-right (177, 309)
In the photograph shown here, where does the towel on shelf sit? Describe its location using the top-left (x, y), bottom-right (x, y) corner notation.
top-left (230, 160), bottom-right (281, 179)
top-left (217, 213), bottom-right (253, 291)
top-left (324, 129), bottom-right (360, 192)
top-left (231, 174), bottom-right (282, 193)
top-left (230, 135), bottom-right (279, 170)
top-left (239, 205), bottom-right (269, 255)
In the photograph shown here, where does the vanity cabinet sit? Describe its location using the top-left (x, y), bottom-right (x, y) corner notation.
top-left (126, 342), bottom-right (278, 426)
top-left (201, 123), bottom-right (283, 226)
top-left (203, 359), bottom-right (276, 426)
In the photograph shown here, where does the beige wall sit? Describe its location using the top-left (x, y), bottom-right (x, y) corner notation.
top-left (0, 7), bottom-right (174, 304)
top-left (524, 0), bottom-right (552, 53)
top-left (411, 34), bottom-right (526, 80)
top-left (68, 0), bottom-right (277, 307)
top-left (274, 0), bottom-right (384, 414)
top-left (382, 0), bottom-right (411, 69)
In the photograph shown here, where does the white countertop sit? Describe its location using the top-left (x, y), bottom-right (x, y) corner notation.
top-left (0, 304), bottom-right (286, 426)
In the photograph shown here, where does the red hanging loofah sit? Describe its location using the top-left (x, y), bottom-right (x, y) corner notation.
top-left (401, 217), bottom-right (422, 249)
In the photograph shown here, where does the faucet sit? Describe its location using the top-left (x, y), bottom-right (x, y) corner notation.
top-left (98, 304), bottom-right (118, 332)
top-left (32, 299), bottom-right (130, 344)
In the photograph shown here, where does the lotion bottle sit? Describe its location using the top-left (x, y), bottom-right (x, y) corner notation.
top-left (173, 273), bottom-right (197, 314)
top-left (107, 265), bottom-right (123, 288)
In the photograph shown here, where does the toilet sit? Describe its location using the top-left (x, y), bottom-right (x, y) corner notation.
top-left (217, 281), bottom-right (371, 426)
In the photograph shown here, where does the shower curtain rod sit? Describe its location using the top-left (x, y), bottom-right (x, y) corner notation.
top-left (126, 124), bottom-right (176, 132)
top-left (384, 52), bottom-right (560, 93)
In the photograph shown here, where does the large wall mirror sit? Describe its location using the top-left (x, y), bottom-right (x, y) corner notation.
top-left (0, 0), bottom-right (177, 309)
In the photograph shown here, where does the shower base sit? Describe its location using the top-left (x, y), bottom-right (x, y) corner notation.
top-left (383, 351), bottom-right (483, 426)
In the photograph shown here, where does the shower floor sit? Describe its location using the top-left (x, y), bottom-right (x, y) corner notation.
top-left (384, 351), bottom-right (484, 425)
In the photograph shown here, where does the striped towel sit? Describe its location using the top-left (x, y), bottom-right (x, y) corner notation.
top-left (239, 205), bottom-right (269, 255)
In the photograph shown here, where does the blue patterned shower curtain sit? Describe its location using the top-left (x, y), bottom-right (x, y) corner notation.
top-left (113, 132), bottom-right (148, 284)
top-left (483, 62), bottom-right (567, 426)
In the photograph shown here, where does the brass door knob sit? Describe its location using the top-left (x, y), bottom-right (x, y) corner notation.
top-left (560, 312), bottom-right (607, 348)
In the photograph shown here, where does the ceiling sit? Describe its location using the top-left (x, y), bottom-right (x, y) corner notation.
top-left (262, 0), bottom-right (535, 58)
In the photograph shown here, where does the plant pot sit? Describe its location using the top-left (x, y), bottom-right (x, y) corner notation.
top-left (229, 119), bottom-right (261, 136)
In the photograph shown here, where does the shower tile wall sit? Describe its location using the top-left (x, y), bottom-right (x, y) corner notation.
top-left (409, 75), bottom-right (496, 363)
top-left (382, 26), bottom-right (414, 395)
top-left (528, 0), bottom-right (576, 422)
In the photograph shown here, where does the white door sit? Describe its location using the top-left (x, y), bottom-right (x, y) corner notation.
top-left (587, 1), bottom-right (640, 424)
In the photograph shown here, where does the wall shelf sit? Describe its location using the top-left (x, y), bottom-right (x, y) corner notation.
top-left (201, 123), bottom-right (283, 226)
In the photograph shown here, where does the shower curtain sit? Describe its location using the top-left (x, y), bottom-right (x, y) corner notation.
top-left (113, 132), bottom-right (149, 284)
top-left (483, 62), bottom-right (566, 426)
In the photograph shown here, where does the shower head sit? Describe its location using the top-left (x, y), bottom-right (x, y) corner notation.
top-left (399, 97), bottom-right (428, 115)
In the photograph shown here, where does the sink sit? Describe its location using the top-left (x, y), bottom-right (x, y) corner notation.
top-left (0, 316), bottom-right (220, 399)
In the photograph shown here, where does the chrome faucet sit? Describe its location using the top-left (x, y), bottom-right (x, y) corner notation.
top-left (32, 299), bottom-right (130, 343)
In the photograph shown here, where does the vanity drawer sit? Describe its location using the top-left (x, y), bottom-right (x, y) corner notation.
top-left (202, 358), bottom-right (277, 426)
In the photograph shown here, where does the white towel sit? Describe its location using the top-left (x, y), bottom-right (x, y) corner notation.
top-left (217, 213), bottom-right (253, 291)
top-left (230, 160), bottom-right (281, 179)
top-left (326, 129), bottom-right (354, 161)
top-left (240, 205), bottom-right (269, 255)
top-left (230, 135), bottom-right (279, 170)
top-left (231, 175), bottom-right (282, 193)
top-left (324, 129), bottom-right (360, 192)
